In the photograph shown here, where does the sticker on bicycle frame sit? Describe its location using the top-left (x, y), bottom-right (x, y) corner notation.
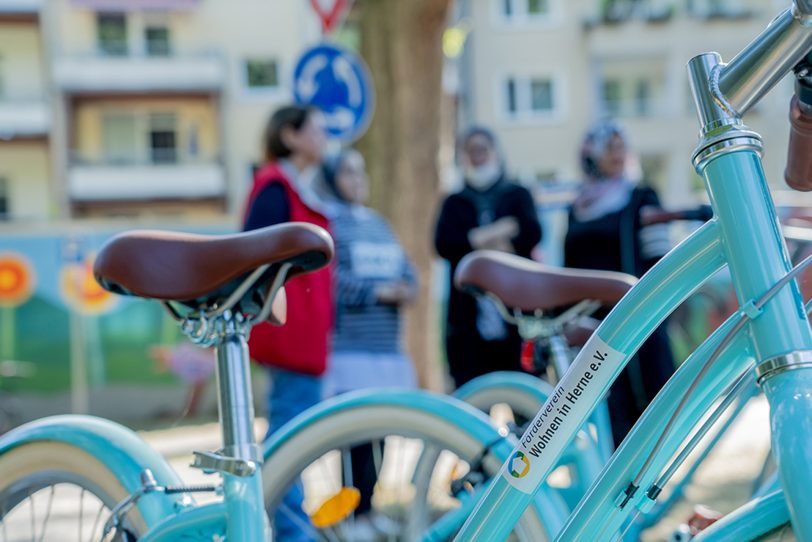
top-left (503, 334), bottom-right (625, 493)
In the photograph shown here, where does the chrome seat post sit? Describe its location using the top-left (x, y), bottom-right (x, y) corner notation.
top-left (213, 310), bottom-right (261, 465)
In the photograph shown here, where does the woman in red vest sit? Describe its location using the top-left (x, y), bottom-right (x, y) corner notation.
top-left (243, 104), bottom-right (331, 542)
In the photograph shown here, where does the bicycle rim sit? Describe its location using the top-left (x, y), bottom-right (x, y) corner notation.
top-left (262, 402), bottom-right (554, 541)
top-left (0, 442), bottom-right (144, 541)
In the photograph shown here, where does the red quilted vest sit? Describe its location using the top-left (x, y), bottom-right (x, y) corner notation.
top-left (243, 163), bottom-right (333, 375)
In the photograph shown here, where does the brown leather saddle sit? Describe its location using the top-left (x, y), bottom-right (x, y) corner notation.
top-left (93, 222), bottom-right (334, 322)
top-left (454, 250), bottom-right (636, 312)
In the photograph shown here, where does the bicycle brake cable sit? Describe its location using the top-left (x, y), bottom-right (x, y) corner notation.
top-left (620, 251), bottom-right (812, 509)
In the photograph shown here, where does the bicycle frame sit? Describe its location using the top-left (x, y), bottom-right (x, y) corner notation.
top-left (455, 4), bottom-right (812, 540)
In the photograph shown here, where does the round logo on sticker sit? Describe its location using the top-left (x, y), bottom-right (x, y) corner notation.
top-left (509, 451), bottom-right (530, 479)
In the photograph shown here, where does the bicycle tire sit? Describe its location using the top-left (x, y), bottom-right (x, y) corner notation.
top-left (262, 390), bottom-right (565, 541)
top-left (454, 373), bottom-right (552, 424)
top-left (0, 441), bottom-right (146, 540)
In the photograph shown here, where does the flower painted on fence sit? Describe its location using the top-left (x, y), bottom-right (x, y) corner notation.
top-left (0, 253), bottom-right (35, 307)
top-left (60, 254), bottom-right (117, 315)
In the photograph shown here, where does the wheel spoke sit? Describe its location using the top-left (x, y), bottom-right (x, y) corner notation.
top-left (372, 438), bottom-right (384, 479)
top-left (340, 447), bottom-right (356, 534)
top-left (36, 485), bottom-right (55, 542)
top-left (89, 503), bottom-right (105, 542)
top-left (324, 525), bottom-right (340, 542)
top-left (341, 447), bottom-right (353, 490)
top-left (277, 501), bottom-right (328, 542)
top-left (79, 487), bottom-right (85, 541)
top-left (28, 490), bottom-right (35, 541)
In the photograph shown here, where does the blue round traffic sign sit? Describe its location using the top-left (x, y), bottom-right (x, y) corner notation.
top-left (292, 43), bottom-right (375, 143)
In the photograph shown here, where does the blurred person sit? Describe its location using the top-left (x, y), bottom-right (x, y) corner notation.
top-left (319, 148), bottom-right (418, 539)
top-left (243, 104), bottom-right (332, 542)
top-left (434, 126), bottom-right (543, 388)
top-left (564, 119), bottom-right (675, 446)
top-left (149, 342), bottom-right (214, 418)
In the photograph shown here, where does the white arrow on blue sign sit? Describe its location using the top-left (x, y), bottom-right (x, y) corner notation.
top-left (292, 43), bottom-right (375, 143)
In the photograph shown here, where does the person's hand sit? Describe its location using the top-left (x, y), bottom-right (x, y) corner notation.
top-left (468, 217), bottom-right (519, 250)
top-left (149, 346), bottom-right (173, 372)
top-left (375, 281), bottom-right (416, 305)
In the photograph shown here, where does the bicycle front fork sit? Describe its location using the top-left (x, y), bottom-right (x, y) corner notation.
top-left (756, 354), bottom-right (812, 539)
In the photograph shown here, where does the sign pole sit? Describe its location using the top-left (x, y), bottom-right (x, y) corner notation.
top-left (0, 306), bottom-right (14, 362)
top-left (69, 309), bottom-right (89, 414)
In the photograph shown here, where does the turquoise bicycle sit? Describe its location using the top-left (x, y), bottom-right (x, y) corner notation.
top-left (3, 1), bottom-right (812, 540)
top-left (262, 3), bottom-right (812, 540)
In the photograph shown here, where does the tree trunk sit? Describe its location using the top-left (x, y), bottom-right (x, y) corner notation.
top-left (357, 0), bottom-right (452, 391)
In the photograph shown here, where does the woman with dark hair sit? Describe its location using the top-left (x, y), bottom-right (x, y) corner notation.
top-left (564, 119), bottom-right (675, 446)
top-left (433, 125), bottom-right (543, 388)
top-left (243, 104), bottom-right (330, 542)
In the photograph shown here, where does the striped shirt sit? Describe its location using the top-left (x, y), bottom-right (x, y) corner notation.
top-left (330, 203), bottom-right (417, 354)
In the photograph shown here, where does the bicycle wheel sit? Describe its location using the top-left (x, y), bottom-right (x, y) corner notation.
top-left (0, 441), bottom-right (146, 541)
top-left (451, 372), bottom-right (606, 511)
top-left (262, 390), bottom-right (564, 542)
top-left (453, 372), bottom-right (553, 428)
top-left (755, 525), bottom-right (795, 541)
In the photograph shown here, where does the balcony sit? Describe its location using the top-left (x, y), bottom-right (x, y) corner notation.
top-left (0, 100), bottom-right (49, 139)
top-left (69, 0), bottom-right (200, 10)
top-left (0, 0), bottom-right (41, 16)
top-left (53, 54), bottom-right (224, 94)
top-left (68, 157), bottom-right (226, 201)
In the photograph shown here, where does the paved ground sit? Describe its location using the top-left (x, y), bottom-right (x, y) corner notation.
top-left (0, 395), bottom-right (773, 541)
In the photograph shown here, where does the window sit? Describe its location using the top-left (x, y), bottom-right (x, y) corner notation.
top-left (102, 112), bottom-right (138, 164)
top-left (149, 113), bottom-right (177, 164)
top-left (503, 75), bottom-right (558, 119)
top-left (500, 0), bottom-right (552, 20)
top-left (145, 25), bottom-right (171, 56)
top-left (688, 0), bottom-right (755, 19)
top-left (530, 79), bottom-right (553, 112)
top-left (245, 59), bottom-right (279, 90)
top-left (598, 58), bottom-right (665, 117)
top-left (0, 178), bottom-right (8, 219)
top-left (101, 111), bottom-right (177, 164)
top-left (640, 154), bottom-right (667, 190)
top-left (635, 80), bottom-right (651, 116)
top-left (527, 0), bottom-right (548, 14)
top-left (602, 79), bottom-right (622, 116)
top-left (601, 77), bottom-right (655, 117)
top-left (506, 78), bottom-right (517, 114)
top-left (97, 13), bottom-right (128, 56)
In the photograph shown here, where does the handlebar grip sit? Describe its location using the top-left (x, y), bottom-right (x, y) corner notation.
top-left (785, 94), bottom-right (812, 191)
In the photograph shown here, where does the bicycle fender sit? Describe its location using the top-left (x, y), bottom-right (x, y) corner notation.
top-left (692, 490), bottom-right (789, 542)
top-left (0, 414), bottom-right (187, 526)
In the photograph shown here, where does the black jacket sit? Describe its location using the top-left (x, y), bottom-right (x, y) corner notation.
top-left (434, 178), bottom-right (542, 334)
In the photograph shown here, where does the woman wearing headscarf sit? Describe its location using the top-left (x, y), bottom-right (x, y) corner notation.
top-left (564, 119), bottom-right (675, 446)
top-left (319, 148), bottom-right (417, 538)
top-left (434, 126), bottom-right (543, 388)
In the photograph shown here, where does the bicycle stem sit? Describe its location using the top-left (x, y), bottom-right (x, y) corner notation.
top-left (714, 5), bottom-right (812, 117)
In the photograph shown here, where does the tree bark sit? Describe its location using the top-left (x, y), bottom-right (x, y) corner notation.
top-left (357, 0), bottom-right (452, 391)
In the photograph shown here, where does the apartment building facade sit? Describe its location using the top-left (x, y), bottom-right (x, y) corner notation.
top-left (457, 0), bottom-right (795, 207)
top-left (0, 0), bottom-right (321, 222)
top-left (0, 0), bottom-right (51, 221)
